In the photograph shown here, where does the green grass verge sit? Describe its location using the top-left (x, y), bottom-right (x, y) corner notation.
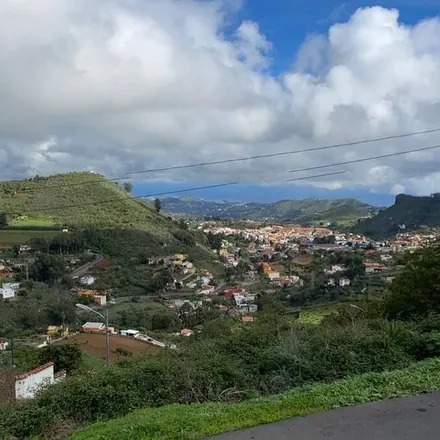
top-left (69, 357), bottom-right (440, 440)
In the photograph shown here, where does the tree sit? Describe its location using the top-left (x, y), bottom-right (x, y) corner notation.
top-left (60, 275), bottom-right (74, 289)
top-left (0, 212), bottom-right (7, 228)
top-left (39, 344), bottom-right (82, 373)
top-left (154, 198), bottom-right (161, 213)
top-left (29, 254), bottom-right (66, 286)
top-left (386, 247), bottom-right (440, 319)
top-left (207, 232), bottom-right (222, 251)
top-left (123, 182), bottom-right (133, 193)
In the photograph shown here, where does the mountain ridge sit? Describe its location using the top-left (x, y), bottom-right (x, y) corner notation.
top-left (160, 196), bottom-right (381, 225)
top-left (352, 193), bottom-right (440, 238)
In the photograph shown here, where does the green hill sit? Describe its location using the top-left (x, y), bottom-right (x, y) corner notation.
top-left (161, 197), bottom-right (379, 225)
top-left (0, 172), bottom-right (169, 235)
top-left (352, 193), bottom-right (440, 239)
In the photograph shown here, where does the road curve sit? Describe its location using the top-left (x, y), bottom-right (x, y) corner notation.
top-left (208, 393), bottom-right (440, 440)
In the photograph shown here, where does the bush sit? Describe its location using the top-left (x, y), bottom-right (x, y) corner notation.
top-left (2, 316), bottom-right (439, 438)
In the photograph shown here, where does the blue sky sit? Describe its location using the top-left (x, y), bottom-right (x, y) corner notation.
top-left (3, 0), bottom-right (439, 206)
top-left (239, 0), bottom-right (437, 72)
top-left (133, 0), bottom-right (438, 207)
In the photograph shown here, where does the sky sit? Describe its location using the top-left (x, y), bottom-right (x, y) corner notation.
top-left (1, 0), bottom-right (440, 206)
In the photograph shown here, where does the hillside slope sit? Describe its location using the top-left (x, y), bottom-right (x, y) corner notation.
top-left (352, 193), bottom-right (440, 238)
top-left (161, 197), bottom-right (379, 225)
top-left (0, 173), bottom-right (168, 235)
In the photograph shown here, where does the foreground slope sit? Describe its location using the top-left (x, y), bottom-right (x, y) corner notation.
top-left (161, 197), bottom-right (378, 225)
top-left (0, 173), bottom-right (168, 235)
top-left (69, 358), bottom-right (440, 440)
top-left (352, 193), bottom-right (440, 239)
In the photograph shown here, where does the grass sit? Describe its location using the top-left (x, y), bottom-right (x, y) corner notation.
top-left (0, 230), bottom-right (60, 245)
top-left (0, 172), bottom-right (173, 237)
top-left (69, 357), bottom-right (440, 440)
top-left (80, 352), bottom-right (106, 370)
top-left (297, 303), bottom-right (340, 325)
top-left (9, 217), bottom-right (57, 227)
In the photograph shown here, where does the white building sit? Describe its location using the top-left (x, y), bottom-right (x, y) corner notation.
top-left (0, 340), bottom-right (9, 351)
top-left (324, 265), bottom-right (346, 275)
top-left (15, 362), bottom-right (55, 399)
top-left (268, 272), bottom-right (280, 281)
top-left (339, 278), bottom-right (351, 287)
top-left (120, 329), bottom-right (140, 338)
top-left (199, 285), bottom-right (215, 295)
top-left (80, 275), bottom-right (95, 286)
top-left (0, 283), bottom-right (20, 299)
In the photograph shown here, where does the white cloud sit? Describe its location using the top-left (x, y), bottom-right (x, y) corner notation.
top-left (1, 2), bottom-right (440, 198)
top-left (390, 184), bottom-right (406, 195)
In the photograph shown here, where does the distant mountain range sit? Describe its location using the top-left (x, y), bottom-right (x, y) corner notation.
top-left (352, 193), bottom-right (440, 238)
top-left (161, 196), bottom-right (381, 226)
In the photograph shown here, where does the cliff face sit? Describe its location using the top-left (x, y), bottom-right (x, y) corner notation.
top-left (352, 193), bottom-right (440, 238)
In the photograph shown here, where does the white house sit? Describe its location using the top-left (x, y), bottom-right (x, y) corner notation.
top-left (120, 329), bottom-right (140, 338)
top-left (199, 285), bottom-right (215, 295)
top-left (0, 283), bottom-right (20, 299)
top-left (339, 278), bottom-right (351, 287)
top-left (324, 265), bottom-right (346, 275)
top-left (15, 362), bottom-right (55, 399)
top-left (80, 275), bottom-right (95, 286)
top-left (268, 272), bottom-right (280, 281)
top-left (0, 340), bottom-right (8, 351)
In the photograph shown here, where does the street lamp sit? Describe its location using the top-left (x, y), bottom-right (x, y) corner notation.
top-left (76, 303), bottom-right (110, 365)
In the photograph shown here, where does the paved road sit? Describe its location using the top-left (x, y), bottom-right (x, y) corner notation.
top-left (209, 393), bottom-right (440, 440)
top-left (70, 254), bottom-right (103, 278)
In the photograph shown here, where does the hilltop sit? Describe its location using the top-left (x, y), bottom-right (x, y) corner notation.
top-left (161, 197), bottom-right (380, 226)
top-left (352, 193), bottom-right (440, 239)
top-left (0, 173), bottom-right (170, 236)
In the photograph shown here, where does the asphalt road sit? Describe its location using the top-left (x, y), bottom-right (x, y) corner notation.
top-left (209, 393), bottom-right (440, 440)
top-left (70, 254), bottom-right (103, 278)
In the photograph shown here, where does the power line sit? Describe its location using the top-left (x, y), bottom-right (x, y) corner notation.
top-left (3, 171), bottom-right (349, 215)
top-left (287, 144), bottom-right (440, 177)
top-left (5, 182), bottom-right (239, 215)
top-left (127, 127), bottom-right (440, 175)
top-left (7, 127), bottom-right (440, 191)
top-left (287, 170), bottom-right (346, 181)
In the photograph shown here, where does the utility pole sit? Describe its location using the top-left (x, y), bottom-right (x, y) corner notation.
top-left (105, 306), bottom-right (110, 366)
top-left (11, 338), bottom-right (15, 367)
top-left (25, 261), bottom-right (29, 281)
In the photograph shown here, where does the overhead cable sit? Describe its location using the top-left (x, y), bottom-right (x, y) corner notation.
top-left (128, 127), bottom-right (440, 175)
top-left (4, 171), bottom-right (348, 215)
top-left (287, 144), bottom-right (440, 177)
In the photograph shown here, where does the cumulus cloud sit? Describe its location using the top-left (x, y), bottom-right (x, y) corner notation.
top-left (1, 2), bottom-right (440, 198)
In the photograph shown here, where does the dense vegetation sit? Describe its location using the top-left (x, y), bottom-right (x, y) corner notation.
top-left (161, 197), bottom-right (379, 225)
top-left (70, 357), bottom-right (440, 440)
top-left (2, 292), bottom-right (440, 438)
top-left (0, 284), bottom-right (76, 338)
top-left (352, 193), bottom-right (440, 238)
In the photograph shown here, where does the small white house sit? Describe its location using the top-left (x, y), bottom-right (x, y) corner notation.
top-left (0, 340), bottom-right (9, 351)
top-left (15, 362), bottom-right (55, 399)
top-left (0, 283), bottom-right (20, 299)
top-left (120, 329), bottom-right (140, 338)
top-left (339, 278), bottom-right (351, 287)
top-left (268, 272), bottom-right (280, 281)
top-left (324, 265), bottom-right (346, 275)
top-left (199, 285), bottom-right (215, 295)
top-left (80, 275), bottom-right (95, 286)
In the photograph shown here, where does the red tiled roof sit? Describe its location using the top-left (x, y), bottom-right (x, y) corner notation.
top-left (15, 362), bottom-right (54, 381)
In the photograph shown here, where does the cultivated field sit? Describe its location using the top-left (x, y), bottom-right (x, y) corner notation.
top-left (60, 333), bottom-right (161, 362)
